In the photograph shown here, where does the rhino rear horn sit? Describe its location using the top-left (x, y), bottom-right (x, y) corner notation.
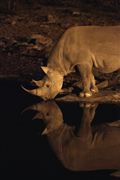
top-left (32, 79), bottom-right (44, 87)
top-left (32, 113), bottom-right (43, 120)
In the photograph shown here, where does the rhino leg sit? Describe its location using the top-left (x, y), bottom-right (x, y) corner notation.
top-left (90, 74), bottom-right (98, 93)
top-left (77, 64), bottom-right (98, 97)
top-left (76, 103), bottom-right (98, 137)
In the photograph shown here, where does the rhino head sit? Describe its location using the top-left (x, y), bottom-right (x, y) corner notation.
top-left (24, 101), bottom-right (64, 135)
top-left (22, 66), bottom-right (63, 100)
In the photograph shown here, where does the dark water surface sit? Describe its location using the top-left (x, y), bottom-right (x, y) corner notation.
top-left (0, 80), bottom-right (120, 179)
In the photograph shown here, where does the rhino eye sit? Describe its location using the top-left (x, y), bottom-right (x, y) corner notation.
top-left (46, 112), bottom-right (50, 116)
top-left (46, 84), bottom-right (50, 88)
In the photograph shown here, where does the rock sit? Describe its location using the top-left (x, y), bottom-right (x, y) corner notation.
top-left (72, 11), bottom-right (80, 16)
top-left (31, 34), bottom-right (52, 47)
top-left (11, 20), bottom-right (16, 26)
top-left (47, 14), bottom-right (57, 24)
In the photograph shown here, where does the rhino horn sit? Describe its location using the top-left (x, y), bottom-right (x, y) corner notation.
top-left (21, 85), bottom-right (48, 100)
top-left (21, 85), bottom-right (41, 97)
top-left (32, 113), bottom-right (43, 120)
top-left (32, 79), bottom-right (44, 87)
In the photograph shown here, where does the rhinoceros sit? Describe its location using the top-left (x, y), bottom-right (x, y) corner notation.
top-left (22, 26), bottom-right (120, 100)
top-left (26, 101), bottom-right (120, 177)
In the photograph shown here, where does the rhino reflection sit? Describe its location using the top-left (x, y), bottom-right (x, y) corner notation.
top-left (25, 101), bottom-right (120, 177)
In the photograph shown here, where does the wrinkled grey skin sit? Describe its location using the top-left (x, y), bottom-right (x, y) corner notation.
top-left (22, 26), bottom-right (120, 99)
top-left (26, 101), bottom-right (120, 177)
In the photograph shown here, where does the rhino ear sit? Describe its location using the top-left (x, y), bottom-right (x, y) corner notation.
top-left (41, 66), bottom-right (49, 74)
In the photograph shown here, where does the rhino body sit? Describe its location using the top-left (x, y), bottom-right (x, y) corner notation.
top-left (27, 101), bottom-right (120, 177)
top-left (48, 26), bottom-right (120, 75)
top-left (23, 26), bottom-right (120, 99)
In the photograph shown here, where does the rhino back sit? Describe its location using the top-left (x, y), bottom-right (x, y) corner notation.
top-left (48, 26), bottom-right (120, 74)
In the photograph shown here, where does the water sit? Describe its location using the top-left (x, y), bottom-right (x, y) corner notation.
top-left (0, 80), bottom-right (120, 179)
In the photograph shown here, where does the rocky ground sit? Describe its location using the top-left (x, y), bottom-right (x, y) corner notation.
top-left (0, 2), bottom-right (120, 92)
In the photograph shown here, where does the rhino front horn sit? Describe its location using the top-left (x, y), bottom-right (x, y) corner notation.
top-left (21, 85), bottom-right (38, 96)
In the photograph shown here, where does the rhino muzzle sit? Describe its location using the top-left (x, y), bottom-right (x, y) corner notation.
top-left (21, 68), bottom-right (63, 100)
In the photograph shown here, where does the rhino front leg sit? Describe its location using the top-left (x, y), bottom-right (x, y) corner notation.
top-left (76, 103), bottom-right (98, 139)
top-left (77, 64), bottom-right (98, 97)
top-left (90, 73), bottom-right (98, 94)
